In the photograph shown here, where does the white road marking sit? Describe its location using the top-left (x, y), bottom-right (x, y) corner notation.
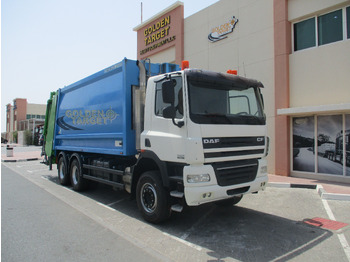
top-left (322, 198), bottom-right (350, 261)
top-left (271, 232), bottom-right (329, 262)
top-left (163, 232), bottom-right (202, 251)
top-left (97, 202), bottom-right (116, 211)
top-left (27, 169), bottom-right (49, 174)
top-left (106, 199), bottom-right (125, 206)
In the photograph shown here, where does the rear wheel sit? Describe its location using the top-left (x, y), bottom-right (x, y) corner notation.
top-left (136, 171), bottom-right (171, 223)
top-left (58, 156), bottom-right (70, 185)
top-left (70, 159), bottom-right (88, 191)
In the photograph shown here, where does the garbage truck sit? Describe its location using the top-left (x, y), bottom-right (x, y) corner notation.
top-left (42, 58), bottom-right (269, 223)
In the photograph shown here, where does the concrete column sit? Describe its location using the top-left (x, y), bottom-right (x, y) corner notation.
top-left (274, 0), bottom-right (291, 176)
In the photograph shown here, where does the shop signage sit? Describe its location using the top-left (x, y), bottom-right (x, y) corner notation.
top-left (140, 15), bottom-right (176, 55)
top-left (208, 16), bottom-right (238, 42)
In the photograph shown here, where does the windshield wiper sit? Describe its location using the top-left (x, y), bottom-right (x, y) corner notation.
top-left (233, 114), bottom-right (264, 124)
top-left (197, 113), bottom-right (233, 124)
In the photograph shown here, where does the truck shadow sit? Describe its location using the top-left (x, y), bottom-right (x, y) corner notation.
top-left (45, 176), bottom-right (332, 261)
top-left (163, 206), bottom-right (332, 262)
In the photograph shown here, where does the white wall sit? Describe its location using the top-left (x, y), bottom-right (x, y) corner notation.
top-left (289, 0), bottom-right (350, 108)
top-left (289, 0), bottom-right (348, 21)
top-left (290, 41), bottom-right (350, 108)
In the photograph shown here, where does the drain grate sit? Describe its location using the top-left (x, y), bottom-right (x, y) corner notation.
top-left (304, 217), bottom-right (349, 230)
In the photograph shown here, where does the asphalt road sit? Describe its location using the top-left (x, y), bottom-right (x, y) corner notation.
top-left (1, 164), bottom-right (162, 262)
top-left (2, 160), bottom-right (350, 261)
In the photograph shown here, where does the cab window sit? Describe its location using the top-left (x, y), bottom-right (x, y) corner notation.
top-left (155, 76), bottom-right (183, 119)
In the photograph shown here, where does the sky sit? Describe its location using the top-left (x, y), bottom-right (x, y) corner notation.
top-left (1, 0), bottom-right (219, 132)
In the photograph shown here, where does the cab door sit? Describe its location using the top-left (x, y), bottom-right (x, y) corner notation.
top-left (142, 76), bottom-right (187, 163)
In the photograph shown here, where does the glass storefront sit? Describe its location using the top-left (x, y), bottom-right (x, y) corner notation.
top-left (292, 114), bottom-right (350, 176)
top-left (317, 115), bottom-right (342, 175)
top-left (292, 117), bottom-right (315, 172)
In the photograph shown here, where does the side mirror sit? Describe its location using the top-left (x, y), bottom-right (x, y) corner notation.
top-left (163, 105), bottom-right (184, 128)
top-left (163, 106), bottom-right (176, 119)
top-left (162, 79), bottom-right (176, 104)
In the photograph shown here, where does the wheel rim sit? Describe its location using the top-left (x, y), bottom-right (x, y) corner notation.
top-left (140, 183), bottom-right (157, 213)
top-left (59, 161), bottom-right (65, 180)
top-left (71, 165), bottom-right (78, 185)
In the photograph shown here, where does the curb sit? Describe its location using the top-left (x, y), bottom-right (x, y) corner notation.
top-left (268, 182), bottom-right (350, 201)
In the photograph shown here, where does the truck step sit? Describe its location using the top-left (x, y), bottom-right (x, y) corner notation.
top-left (171, 204), bottom-right (183, 213)
top-left (170, 190), bottom-right (184, 198)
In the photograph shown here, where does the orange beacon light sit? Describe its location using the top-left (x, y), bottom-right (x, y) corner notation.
top-left (227, 69), bottom-right (238, 75)
top-left (181, 60), bottom-right (189, 70)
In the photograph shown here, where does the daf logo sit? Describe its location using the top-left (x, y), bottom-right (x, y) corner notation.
top-left (203, 138), bottom-right (220, 144)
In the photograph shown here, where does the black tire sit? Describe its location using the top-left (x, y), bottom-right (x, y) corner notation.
top-left (215, 195), bottom-right (243, 207)
top-left (70, 159), bottom-right (88, 191)
top-left (58, 156), bottom-right (70, 185)
top-left (136, 171), bottom-right (171, 224)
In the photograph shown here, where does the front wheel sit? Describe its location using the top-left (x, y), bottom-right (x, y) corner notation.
top-left (136, 171), bottom-right (171, 224)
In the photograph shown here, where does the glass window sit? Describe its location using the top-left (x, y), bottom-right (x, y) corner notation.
top-left (318, 9), bottom-right (343, 46)
top-left (292, 117), bottom-right (315, 172)
top-left (155, 76), bottom-right (183, 119)
top-left (347, 7), bottom-right (350, 39)
top-left (294, 18), bottom-right (316, 51)
top-left (317, 115), bottom-right (343, 175)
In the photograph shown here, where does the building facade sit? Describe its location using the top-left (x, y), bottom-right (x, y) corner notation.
top-left (134, 0), bottom-right (350, 183)
top-left (6, 98), bottom-right (46, 143)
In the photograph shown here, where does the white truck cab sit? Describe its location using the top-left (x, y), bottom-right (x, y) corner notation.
top-left (138, 63), bottom-right (268, 218)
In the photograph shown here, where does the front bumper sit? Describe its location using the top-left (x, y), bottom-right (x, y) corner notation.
top-left (183, 159), bottom-right (268, 206)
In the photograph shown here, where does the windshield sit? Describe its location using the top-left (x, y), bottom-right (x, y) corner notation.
top-left (187, 71), bottom-right (265, 125)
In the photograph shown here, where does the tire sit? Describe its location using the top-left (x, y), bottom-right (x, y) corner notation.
top-left (136, 171), bottom-right (171, 224)
top-left (70, 158), bottom-right (88, 191)
top-left (58, 156), bottom-right (70, 185)
top-left (215, 195), bottom-right (243, 207)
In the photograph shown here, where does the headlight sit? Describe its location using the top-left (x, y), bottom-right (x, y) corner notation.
top-left (187, 174), bottom-right (210, 183)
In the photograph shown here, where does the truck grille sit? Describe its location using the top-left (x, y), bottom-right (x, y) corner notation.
top-left (212, 159), bottom-right (258, 186)
top-left (203, 136), bottom-right (265, 149)
top-left (204, 149), bottom-right (264, 158)
top-left (203, 136), bottom-right (265, 161)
